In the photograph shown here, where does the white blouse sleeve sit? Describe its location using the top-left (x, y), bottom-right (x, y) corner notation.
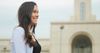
top-left (13, 27), bottom-right (26, 53)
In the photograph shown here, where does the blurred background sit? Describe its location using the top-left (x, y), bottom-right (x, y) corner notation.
top-left (0, 0), bottom-right (100, 53)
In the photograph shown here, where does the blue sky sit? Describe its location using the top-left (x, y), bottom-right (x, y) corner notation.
top-left (0, 0), bottom-right (100, 39)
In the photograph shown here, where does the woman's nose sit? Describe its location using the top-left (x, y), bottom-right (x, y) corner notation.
top-left (36, 13), bottom-right (39, 18)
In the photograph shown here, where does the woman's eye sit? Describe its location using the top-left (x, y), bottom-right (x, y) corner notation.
top-left (32, 10), bottom-right (36, 13)
top-left (33, 10), bottom-right (38, 13)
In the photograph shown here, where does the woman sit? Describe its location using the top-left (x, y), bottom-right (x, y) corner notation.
top-left (11, 1), bottom-right (41, 53)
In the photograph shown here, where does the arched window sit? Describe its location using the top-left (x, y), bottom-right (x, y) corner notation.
top-left (80, 2), bottom-right (85, 20)
top-left (72, 35), bottom-right (92, 53)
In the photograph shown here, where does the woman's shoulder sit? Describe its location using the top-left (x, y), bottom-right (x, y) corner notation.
top-left (13, 26), bottom-right (24, 32)
top-left (11, 26), bottom-right (25, 42)
top-left (12, 26), bottom-right (25, 36)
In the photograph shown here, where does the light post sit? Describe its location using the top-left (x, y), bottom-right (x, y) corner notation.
top-left (60, 25), bottom-right (64, 53)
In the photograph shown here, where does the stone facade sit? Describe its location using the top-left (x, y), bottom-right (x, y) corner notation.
top-left (50, 21), bottom-right (100, 53)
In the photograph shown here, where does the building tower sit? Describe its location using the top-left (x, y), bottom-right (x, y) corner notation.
top-left (71, 0), bottom-right (96, 21)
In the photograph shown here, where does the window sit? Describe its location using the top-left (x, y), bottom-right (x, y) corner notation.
top-left (72, 35), bottom-right (92, 53)
top-left (80, 2), bottom-right (85, 20)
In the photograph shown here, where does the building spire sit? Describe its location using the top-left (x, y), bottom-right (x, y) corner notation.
top-left (71, 0), bottom-right (96, 22)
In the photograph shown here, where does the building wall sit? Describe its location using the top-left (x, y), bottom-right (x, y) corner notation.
top-left (50, 21), bottom-right (100, 53)
top-left (0, 39), bottom-right (10, 53)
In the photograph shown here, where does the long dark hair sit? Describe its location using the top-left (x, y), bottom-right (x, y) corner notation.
top-left (18, 1), bottom-right (37, 47)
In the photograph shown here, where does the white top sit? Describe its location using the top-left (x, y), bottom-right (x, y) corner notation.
top-left (11, 27), bottom-right (33, 53)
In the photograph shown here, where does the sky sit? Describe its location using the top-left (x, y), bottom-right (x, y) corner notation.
top-left (0, 0), bottom-right (100, 39)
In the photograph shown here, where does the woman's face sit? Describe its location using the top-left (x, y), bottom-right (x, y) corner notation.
top-left (31, 5), bottom-right (39, 25)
